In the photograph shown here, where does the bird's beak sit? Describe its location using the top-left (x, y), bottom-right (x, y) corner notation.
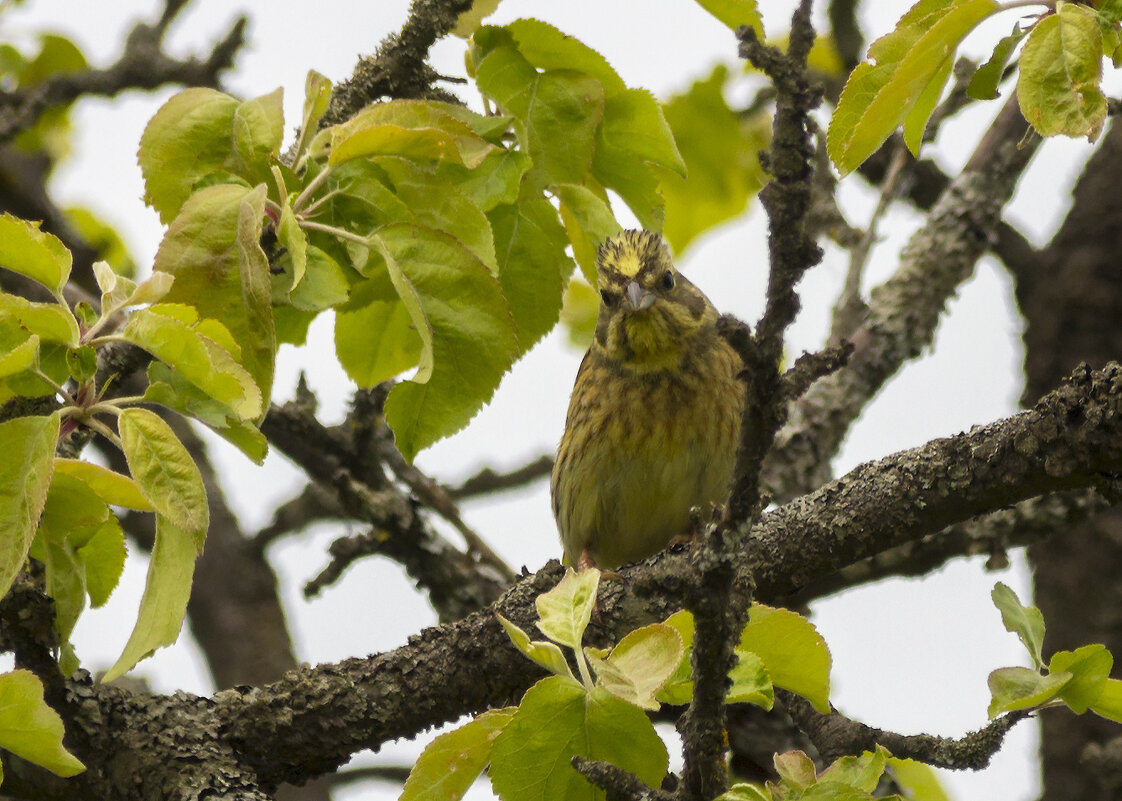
top-left (624, 280), bottom-right (655, 311)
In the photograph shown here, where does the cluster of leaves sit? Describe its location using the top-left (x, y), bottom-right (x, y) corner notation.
top-left (987, 582), bottom-right (1122, 721)
top-left (398, 568), bottom-right (831, 801)
top-left (827, 0), bottom-right (1122, 175)
top-left (0, 214), bottom-right (264, 783)
top-left (720, 747), bottom-right (947, 801)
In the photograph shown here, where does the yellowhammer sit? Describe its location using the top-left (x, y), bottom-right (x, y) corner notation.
top-left (551, 229), bottom-right (745, 569)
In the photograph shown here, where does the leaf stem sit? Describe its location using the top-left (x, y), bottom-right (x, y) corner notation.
top-left (80, 415), bottom-right (123, 450)
top-left (299, 188), bottom-right (344, 219)
top-left (300, 219), bottom-right (372, 248)
top-left (293, 165), bottom-right (333, 214)
top-left (575, 645), bottom-right (595, 690)
top-left (32, 369), bottom-right (76, 406)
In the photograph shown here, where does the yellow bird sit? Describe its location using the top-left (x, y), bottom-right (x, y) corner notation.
top-left (551, 229), bottom-right (745, 569)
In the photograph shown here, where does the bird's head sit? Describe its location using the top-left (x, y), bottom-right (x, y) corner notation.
top-left (593, 229), bottom-right (716, 370)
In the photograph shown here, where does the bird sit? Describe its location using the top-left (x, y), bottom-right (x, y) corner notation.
top-left (551, 229), bottom-right (745, 569)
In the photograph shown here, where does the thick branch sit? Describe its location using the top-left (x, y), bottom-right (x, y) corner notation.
top-left (15, 362), bottom-right (1122, 800)
top-left (782, 691), bottom-right (1028, 770)
top-left (319, 0), bottom-right (473, 127)
top-left (763, 94), bottom-right (1040, 501)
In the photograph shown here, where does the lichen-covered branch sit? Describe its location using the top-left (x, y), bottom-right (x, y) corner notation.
top-left (763, 94), bottom-right (1042, 501)
top-left (7, 362), bottom-right (1122, 799)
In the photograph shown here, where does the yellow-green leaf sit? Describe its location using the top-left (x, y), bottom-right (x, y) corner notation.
top-left (138, 88), bottom-right (241, 223)
top-left (0, 214), bottom-right (72, 294)
top-left (1017, 3), bottom-right (1107, 140)
top-left (827, 0), bottom-right (1000, 173)
top-left (498, 614), bottom-right (574, 679)
top-left (101, 515), bottom-right (198, 682)
top-left (118, 408), bottom-right (208, 541)
top-left (739, 604), bottom-right (831, 713)
top-left (0, 670), bottom-right (84, 777)
top-left (535, 567), bottom-right (599, 650)
top-left (0, 413), bottom-right (59, 601)
top-left (401, 707), bottom-right (517, 801)
top-left (52, 458), bottom-right (152, 511)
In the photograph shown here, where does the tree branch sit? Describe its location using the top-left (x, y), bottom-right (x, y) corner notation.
top-left (0, 5), bottom-right (246, 143)
top-left (781, 691), bottom-right (1029, 770)
top-left (763, 94), bottom-right (1041, 502)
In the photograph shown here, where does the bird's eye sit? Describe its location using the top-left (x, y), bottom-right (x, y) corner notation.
top-left (661, 269), bottom-right (675, 291)
top-left (600, 288), bottom-right (616, 307)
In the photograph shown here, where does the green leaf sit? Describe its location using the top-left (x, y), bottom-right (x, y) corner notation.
top-left (1090, 678), bottom-right (1122, 723)
top-left (376, 157), bottom-right (499, 273)
top-left (138, 88), bottom-right (240, 223)
top-left (94, 264), bottom-right (174, 315)
top-left (967, 25), bottom-right (1029, 100)
top-left (660, 65), bottom-right (766, 254)
top-left (488, 199), bottom-right (571, 347)
top-left (886, 757), bottom-right (951, 801)
top-left (489, 677), bottom-right (667, 801)
top-left (1050, 644), bottom-right (1113, 713)
top-left (0, 213), bottom-right (72, 294)
top-left (819, 746), bottom-right (888, 793)
top-left (553, 183), bottom-right (621, 282)
top-left (1017, 3), bottom-right (1107, 140)
top-left (991, 581), bottom-right (1045, 669)
top-left (691, 0), bottom-right (764, 35)
top-left (588, 622), bottom-right (682, 710)
top-left (53, 458), bottom-right (152, 510)
top-left (774, 750), bottom-right (818, 791)
top-left (293, 70), bottom-right (332, 164)
top-left (439, 148), bottom-right (531, 212)
top-left (32, 472), bottom-right (120, 648)
top-left (276, 202), bottom-right (307, 292)
top-left (76, 521), bottom-right (127, 609)
top-left (375, 224), bottom-right (519, 461)
top-left (118, 408), bottom-right (208, 541)
top-left (498, 614), bottom-right (575, 679)
top-left (0, 292), bottom-right (80, 346)
top-left (0, 335), bottom-right (40, 380)
top-left (727, 648), bottom-right (773, 708)
top-left (715, 785), bottom-right (771, 801)
top-left (401, 707), bottom-right (517, 801)
top-left (987, 666), bottom-right (1071, 718)
top-left (231, 87), bottom-right (284, 182)
top-left (485, 19), bottom-right (625, 95)
top-left (287, 245), bottom-right (350, 311)
top-left (141, 362), bottom-right (268, 465)
top-left (335, 295), bottom-right (423, 386)
top-left (0, 670), bottom-right (85, 777)
top-left (596, 87), bottom-right (685, 175)
top-left (453, 0), bottom-right (504, 38)
top-left (535, 567), bottom-right (599, 650)
top-left (0, 413), bottom-right (58, 601)
top-left (102, 515), bottom-right (198, 682)
top-left (902, 52), bottom-right (953, 154)
top-left (154, 182), bottom-right (276, 410)
top-left (121, 304), bottom-right (263, 420)
top-left (658, 610), bottom-right (695, 705)
top-left (474, 34), bottom-right (605, 191)
top-left (827, 0), bottom-right (1000, 173)
top-left (739, 604), bottom-right (831, 713)
top-left (65, 345), bottom-right (97, 383)
top-left (325, 100), bottom-right (496, 169)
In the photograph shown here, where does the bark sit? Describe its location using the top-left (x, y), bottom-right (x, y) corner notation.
top-left (1016, 120), bottom-right (1122, 801)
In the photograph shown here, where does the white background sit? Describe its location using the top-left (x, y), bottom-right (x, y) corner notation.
top-left (4, 1), bottom-right (1105, 798)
